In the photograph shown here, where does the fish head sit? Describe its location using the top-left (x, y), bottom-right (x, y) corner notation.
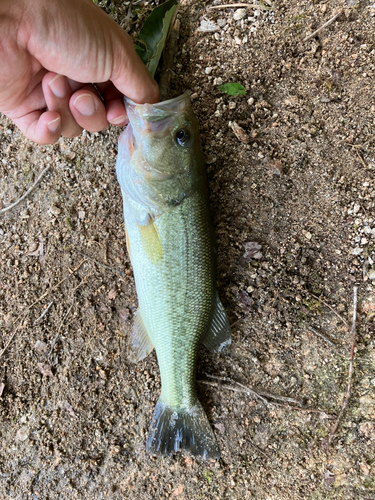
top-left (116, 94), bottom-right (204, 213)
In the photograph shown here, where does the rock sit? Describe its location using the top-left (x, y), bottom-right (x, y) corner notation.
top-left (16, 426), bottom-right (29, 442)
top-left (229, 121), bottom-right (250, 144)
top-left (233, 8), bottom-right (247, 21)
top-left (351, 247), bottom-right (363, 255)
top-left (34, 341), bottom-right (48, 353)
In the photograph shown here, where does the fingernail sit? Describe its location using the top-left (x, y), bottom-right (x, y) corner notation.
top-left (48, 74), bottom-right (66, 98)
top-left (110, 115), bottom-right (127, 125)
top-left (47, 117), bottom-right (61, 133)
top-left (74, 94), bottom-right (96, 116)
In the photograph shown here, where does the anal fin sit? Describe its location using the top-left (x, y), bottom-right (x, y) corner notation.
top-left (128, 310), bottom-right (154, 362)
top-left (202, 292), bottom-right (231, 352)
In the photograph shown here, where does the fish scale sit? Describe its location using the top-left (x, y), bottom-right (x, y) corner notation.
top-left (116, 94), bottom-right (231, 458)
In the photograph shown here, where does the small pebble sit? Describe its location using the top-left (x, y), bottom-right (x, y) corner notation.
top-left (351, 247), bottom-right (363, 255)
top-left (233, 8), bottom-right (247, 21)
top-left (49, 205), bottom-right (61, 216)
top-left (16, 426), bottom-right (29, 442)
top-left (205, 67), bottom-right (213, 75)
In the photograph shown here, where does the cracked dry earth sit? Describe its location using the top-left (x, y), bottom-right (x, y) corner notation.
top-left (0, 0), bottom-right (375, 499)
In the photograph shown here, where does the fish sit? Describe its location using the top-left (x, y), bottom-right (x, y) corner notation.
top-left (116, 94), bottom-right (231, 459)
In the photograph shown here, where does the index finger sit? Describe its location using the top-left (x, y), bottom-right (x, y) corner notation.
top-left (109, 28), bottom-right (159, 105)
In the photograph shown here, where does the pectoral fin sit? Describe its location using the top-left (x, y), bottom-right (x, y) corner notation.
top-left (202, 293), bottom-right (231, 352)
top-left (137, 214), bottom-right (163, 264)
top-left (125, 223), bottom-right (131, 260)
top-left (128, 310), bottom-right (154, 362)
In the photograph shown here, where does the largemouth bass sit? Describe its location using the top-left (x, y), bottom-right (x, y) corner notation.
top-left (116, 94), bottom-right (231, 459)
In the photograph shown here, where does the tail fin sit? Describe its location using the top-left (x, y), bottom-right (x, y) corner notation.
top-left (146, 399), bottom-right (220, 459)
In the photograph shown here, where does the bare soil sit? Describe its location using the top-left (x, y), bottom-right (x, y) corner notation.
top-left (1, 0), bottom-right (375, 498)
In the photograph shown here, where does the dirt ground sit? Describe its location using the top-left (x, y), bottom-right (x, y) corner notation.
top-left (1, 0), bottom-right (375, 498)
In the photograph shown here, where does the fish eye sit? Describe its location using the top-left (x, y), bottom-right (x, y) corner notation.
top-left (175, 128), bottom-right (191, 147)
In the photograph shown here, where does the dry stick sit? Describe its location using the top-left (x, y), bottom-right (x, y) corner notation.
top-left (34, 301), bottom-right (54, 325)
top-left (248, 441), bottom-right (271, 460)
top-left (49, 304), bottom-right (74, 360)
top-left (205, 373), bottom-right (272, 406)
top-left (214, 376), bottom-right (304, 406)
top-left (230, 317), bottom-right (245, 329)
top-left (207, 3), bottom-right (261, 10)
top-left (256, 390), bottom-right (302, 406)
top-left (200, 380), bottom-right (333, 417)
top-left (356, 151), bottom-right (369, 169)
top-left (310, 293), bottom-right (349, 329)
top-left (0, 165), bottom-right (51, 214)
top-left (0, 259), bottom-right (87, 359)
top-left (303, 10), bottom-right (343, 42)
top-left (159, 14), bottom-right (180, 101)
top-left (206, 374), bottom-right (303, 406)
top-left (327, 286), bottom-right (358, 446)
top-left (73, 250), bottom-right (126, 277)
top-left (308, 326), bottom-right (337, 348)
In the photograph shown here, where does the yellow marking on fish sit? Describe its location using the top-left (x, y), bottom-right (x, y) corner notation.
top-left (137, 215), bottom-right (163, 264)
top-left (125, 224), bottom-right (131, 260)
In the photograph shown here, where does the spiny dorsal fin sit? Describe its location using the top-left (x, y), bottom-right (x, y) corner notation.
top-left (128, 310), bottom-right (154, 362)
top-left (202, 293), bottom-right (231, 352)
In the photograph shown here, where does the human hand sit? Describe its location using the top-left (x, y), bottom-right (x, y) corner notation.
top-left (0, 0), bottom-right (159, 144)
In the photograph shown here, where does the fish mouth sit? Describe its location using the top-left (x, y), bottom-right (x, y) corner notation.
top-left (125, 94), bottom-right (192, 137)
top-left (125, 94), bottom-right (191, 124)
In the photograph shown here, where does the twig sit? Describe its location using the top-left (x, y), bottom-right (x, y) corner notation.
top-left (73, 250), bottom-right (126, 277)
top-left (230, 317), bottom-right (245, 329)
top-left (310, 293), bottom-right (349, 329)
top-left (308, 326), bottom-right (338, 348)
top-left (204, 374), bottom-right (273, 406)
top-left (159, 13), bottom-right (180, 101)
top-left (207, 3), bottom-right (261, 10)
top-left (303, 10), bottom-right (343, 42)
top-left (199, 380), bottom-right (333, 417)
top-left (0, 322), bottom-right (23, 361)
top-left (327, 286), bottom-right (358, 446)
top-left (0, 259), bottom-right (87, 359)
top-left (256, 390), bottom-right (302, 406)
top-left (49, 304), bottom-right (74, 360)
top-left (356, 151), bottom-right (369, 169)
top-left (248, 441), bottom-right (271, 460)
top-left (0, 165), bottom-right (51, 214)
top-left (34, 301), bottom-right (54, 325)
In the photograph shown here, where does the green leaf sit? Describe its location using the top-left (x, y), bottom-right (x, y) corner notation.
top-left (135, 0), bottom-right (178, 77)
top-left (218, 83), bottom-right (246, 97)
top-left (133, 44), bottom-right (145, 52)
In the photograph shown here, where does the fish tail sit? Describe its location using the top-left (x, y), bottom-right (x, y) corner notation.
top-left (146, 399), bottom-right (220, 459)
